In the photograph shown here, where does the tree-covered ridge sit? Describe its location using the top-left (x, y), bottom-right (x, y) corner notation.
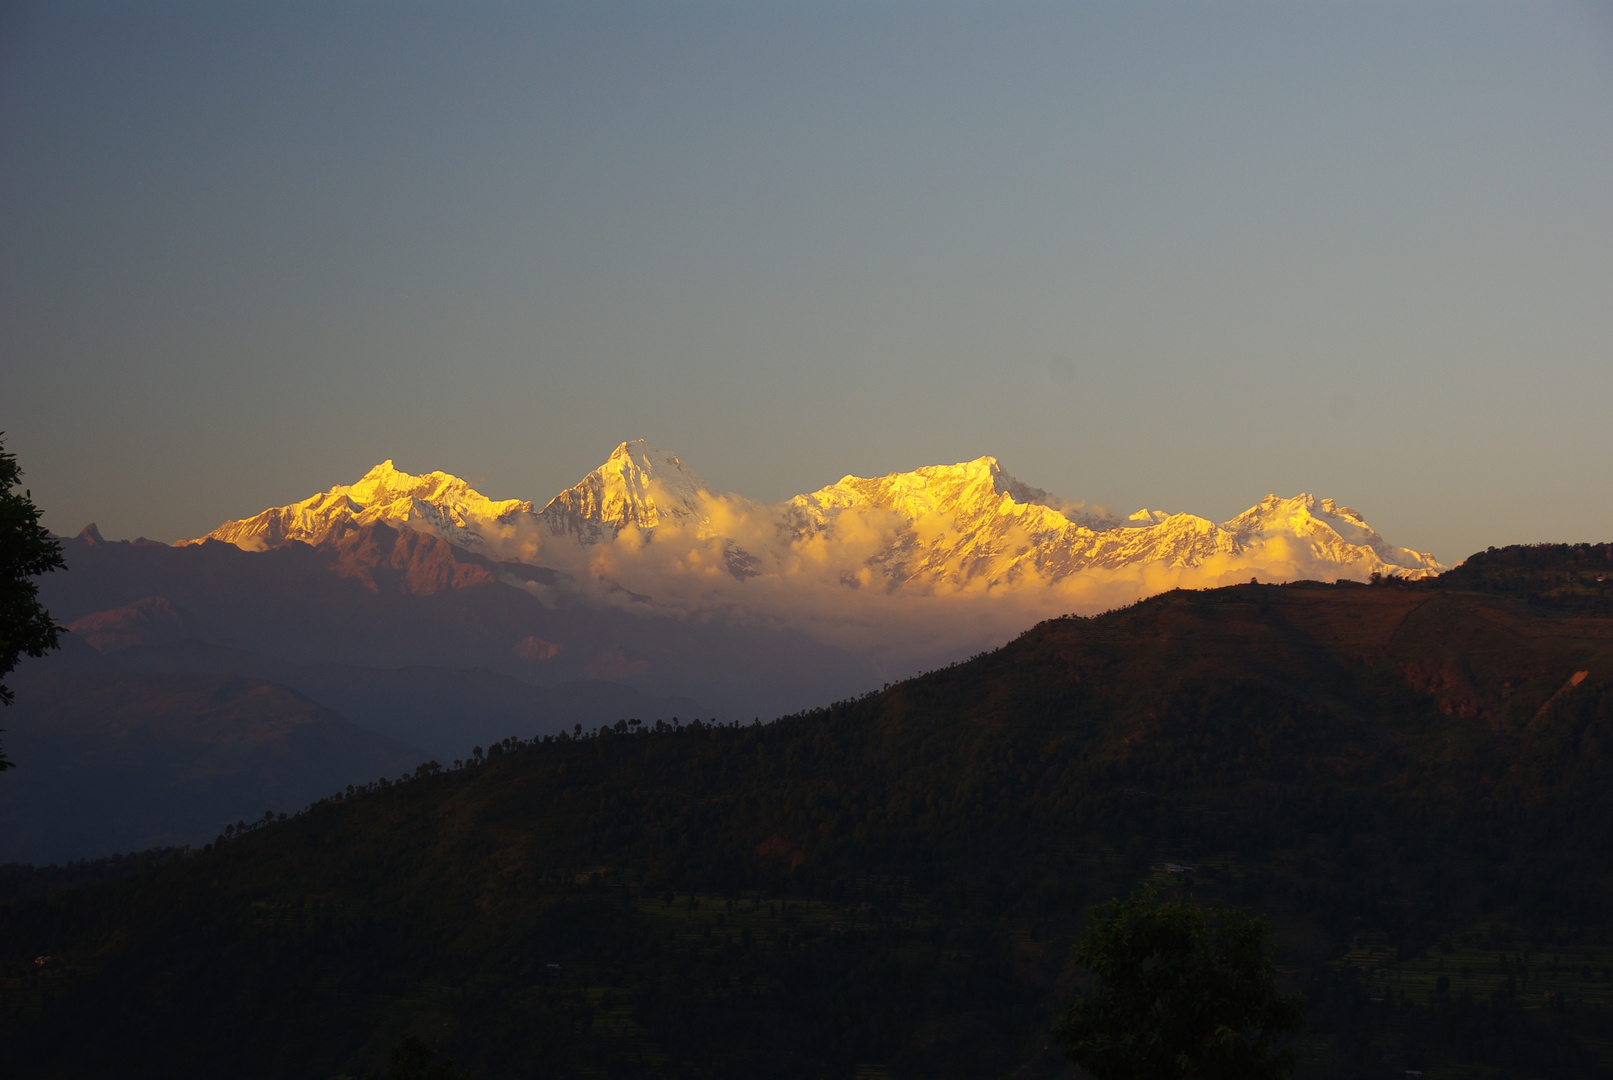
top-left (4, 549), bottom-right (1613, 1078)
top-left (1427, 542), bottom-right (1613, 615)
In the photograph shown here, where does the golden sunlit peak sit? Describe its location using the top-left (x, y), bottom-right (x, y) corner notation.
top-left (182, 460), bottom-right (531, 552)
top-left (605, 439), bottom-right (689, 474)
top-left (538, 439), bottom-right (718, 541)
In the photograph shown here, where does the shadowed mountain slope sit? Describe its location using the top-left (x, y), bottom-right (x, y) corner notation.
top-left (36, 523), bottom-right (878, 722)
top-left (36, 637), bottom-right (698, 761)
top-left (0, 670), bottom-right (422, 863)
top-left (3, 546), bottom-right (1612, 1079)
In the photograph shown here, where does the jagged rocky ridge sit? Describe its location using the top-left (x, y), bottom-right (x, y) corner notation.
top-left (186, 440), bottom-right (1444, 600)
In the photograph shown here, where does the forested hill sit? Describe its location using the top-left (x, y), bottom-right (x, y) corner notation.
top-left (1425, 540), bottom-right (1613, 614)
top-left (4, 545), bottom-right (1613, 1079)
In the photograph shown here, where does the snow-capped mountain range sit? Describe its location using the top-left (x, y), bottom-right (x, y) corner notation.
top-left (50, 441), bottom-right (1449, 730)
top-left (186, 440), bottom-right (1443, 603)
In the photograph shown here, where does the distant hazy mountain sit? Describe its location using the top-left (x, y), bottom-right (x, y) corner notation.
top-left (39, 635), bottom-right (701, 761)
top-left (36, 523), bottom-right (869, 726)
top-left (15, 523), bottom-right (770, 861)
top-left (0, 669), bottom-right (422, 863)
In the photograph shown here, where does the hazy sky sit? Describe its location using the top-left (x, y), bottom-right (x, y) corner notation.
top-left (3, 2), bottom-right (1610, 561)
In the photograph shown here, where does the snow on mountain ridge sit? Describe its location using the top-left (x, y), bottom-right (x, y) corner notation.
top-left (778, 459), bottom-right (1441, 588)
top-left (785, 456), bottom-right (1120, 589)
top-left (183, 443), bottom-right (1445, 591)
top-left (184, 460), bottom-right (532, 552)
top-left (537, 440), bottom-right (723, 542)
top-left (1222, 494), bottom-right (1439, 576)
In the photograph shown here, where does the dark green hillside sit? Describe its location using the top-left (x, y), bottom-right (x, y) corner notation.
top-left (4, 550), bottom-right (1613, 1079)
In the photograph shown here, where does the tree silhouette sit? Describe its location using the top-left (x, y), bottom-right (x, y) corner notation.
top-left (1055, 888), bottom-right (1304, 1080)
top-left (0, 434), bottom-right (66, 769)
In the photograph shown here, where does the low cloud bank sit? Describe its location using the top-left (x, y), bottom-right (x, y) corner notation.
top-left (469, 488), bottom-right (1413, 679)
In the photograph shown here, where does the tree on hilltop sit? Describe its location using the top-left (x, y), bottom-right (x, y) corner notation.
top-left (1055, 887), bottom-right (1304, 1080)
top-left (0, 433), bottom-right (66, 769)
top-left (327, 1034), bottom-right (474, 1080)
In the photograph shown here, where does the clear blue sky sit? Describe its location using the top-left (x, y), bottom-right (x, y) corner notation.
top-left (4, 2), bottom-right (1610, 561)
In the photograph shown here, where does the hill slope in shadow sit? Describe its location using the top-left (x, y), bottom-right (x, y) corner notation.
top-left (3, 545), bottom-right (1612, 1079)
top-left (0, 670), bottom-right (423, 862)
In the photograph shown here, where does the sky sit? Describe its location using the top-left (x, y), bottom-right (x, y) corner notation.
top-left (3, 1), bottom-right (1611, 563)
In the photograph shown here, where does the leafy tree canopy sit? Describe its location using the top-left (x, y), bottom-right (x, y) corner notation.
top-left (0, 433), bottom-right (66, 767)
top-left (327, 1034), bottom-right (473, 1080)
top-left (1056, 888), bottom-right (1305, 1080)
top-left (381, 1035), bottom-right (473, 1080)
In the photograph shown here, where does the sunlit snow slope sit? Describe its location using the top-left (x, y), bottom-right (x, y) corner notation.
top-left (186, 461), bottom-right (532, 554)
top-left (183, 440), bottom-right (1443, 665)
